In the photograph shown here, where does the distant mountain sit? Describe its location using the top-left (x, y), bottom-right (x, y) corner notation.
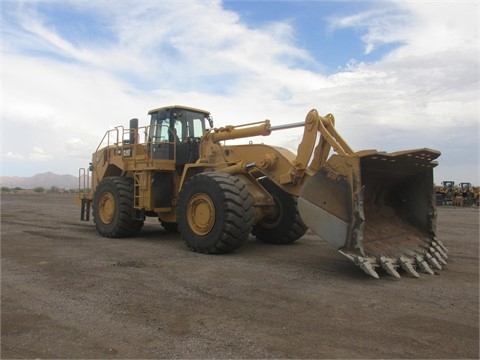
top-left (0, 172), bottom-right (78, 189)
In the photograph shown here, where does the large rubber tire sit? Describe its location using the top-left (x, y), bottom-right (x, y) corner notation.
top-left (92, 177), bottom-right (144, 238)
top-left (161, 221), bottom-right (179, 233)
top-left (177, 172), bottom-right (254, 254)
top-left (252, 179), bottom-right (307, 244)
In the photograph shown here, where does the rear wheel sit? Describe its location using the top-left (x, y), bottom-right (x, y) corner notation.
top-left (93, 177), bottom-right (144, 238)
top-left (161, 221), bottom-right (179, 233)
top-left (177, 172), bottom-right (254, 254)
top-left (253, 179), bottom-right (307, 244)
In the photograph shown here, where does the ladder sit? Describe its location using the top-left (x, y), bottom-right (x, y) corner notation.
top-left (78, 168), bottom-right (91, 221)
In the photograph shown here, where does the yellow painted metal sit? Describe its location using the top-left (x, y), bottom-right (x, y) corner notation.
top-left (83, 105), bottom-right (444, 277)
top-left (147, 104), bottom-right (210, 116)
top-left (187, 193), bottom-right (216, 236)
top-left (209, 121), bottom-right (271, 143)
top-left (257, 194), bottom-right (282, 230)
top-left (98, 192), bottom-right (116, 225)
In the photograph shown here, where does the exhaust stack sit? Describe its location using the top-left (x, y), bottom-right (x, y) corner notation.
top-left (129, 118), bottom-right (139, 144)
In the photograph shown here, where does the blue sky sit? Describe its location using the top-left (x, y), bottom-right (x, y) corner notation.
top-left (223, 1), bottom-right (404, 72)
top-left (1, 0), bottom-right (479, 185)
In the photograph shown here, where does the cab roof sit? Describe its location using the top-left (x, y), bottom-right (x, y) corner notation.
top-left (148, 105), bottom-right (210, 115)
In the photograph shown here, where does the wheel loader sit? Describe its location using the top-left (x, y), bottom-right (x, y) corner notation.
top-left (435, 181), bottom-right (456, 205)
top-left (78, 105), bottom-right (447, 278)
top-left (458, 182), bottom-right (479, 206)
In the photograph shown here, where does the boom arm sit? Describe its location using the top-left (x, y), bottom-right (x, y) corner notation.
top-left (208, 108), bottom-right (444, 279)
top-left (200, 109), bottom-right (357, 188)
top-left (289, 109), bottom-right (355, 174)
top-left (269, 109), bottom-right (356, 185)
top-left (203, 109), bottom-right (353, 179)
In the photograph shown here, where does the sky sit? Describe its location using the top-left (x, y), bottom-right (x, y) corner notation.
top-left (1, 0), bottom-right (479, 185)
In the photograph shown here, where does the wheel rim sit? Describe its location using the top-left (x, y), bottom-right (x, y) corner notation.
top-left (259, 194), bottom-right (282, 229)
top-left (99, 192), bottom-right (116, 224)
top-left (187, 193), bottom-right (215, 235)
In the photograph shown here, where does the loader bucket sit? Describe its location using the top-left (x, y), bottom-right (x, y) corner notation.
top-left (298, 148), bottom-right (446, 278)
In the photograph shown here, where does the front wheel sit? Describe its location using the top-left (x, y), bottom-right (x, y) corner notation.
top-left (177, 172), bottom-right (254, 254)
top-left (252, 179), bottom-right (307, 244)
top-left (92, 177), bottom-right (144, 238)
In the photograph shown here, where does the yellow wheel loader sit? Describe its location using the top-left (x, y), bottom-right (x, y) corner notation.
top-left (435, 181), bottom-right (456, 205)
top-left (79, 105), bottom-right (447, 278)
top-left (458, 182), bottom-right (478, 206)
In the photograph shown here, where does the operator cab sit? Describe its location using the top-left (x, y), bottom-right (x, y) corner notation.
top-left (148, 105), bottom-right (212, 169)
top-left (442, 181), bottom-right (455, 189)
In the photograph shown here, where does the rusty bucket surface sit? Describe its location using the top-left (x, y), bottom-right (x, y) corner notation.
top-left (298, 148), bottom-right (446, 278)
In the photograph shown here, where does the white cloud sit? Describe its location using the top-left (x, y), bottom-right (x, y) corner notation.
top-left (1, 0), bottom-right (478, 184)
top-left (5, 152), bottom-right (25, 160)
top-left (29, 146), bottom-right (52, 161)
top-left (329, 7), bottom-right (410, 54)
top-left (63, 138), bottom-right (96, 160)
top-left (391, 2), bottom-right (478, 56)
top-left (4, 147), bottom-right (52, 161)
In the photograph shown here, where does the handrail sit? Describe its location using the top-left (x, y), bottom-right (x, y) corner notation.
top-left (78, 167), bottom-right (90, 196)
top-left (94, 123), bottom-right (178, 164)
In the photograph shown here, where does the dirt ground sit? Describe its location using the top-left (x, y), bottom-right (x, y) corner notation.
top-left (1, 193), bottom-right (478, 359)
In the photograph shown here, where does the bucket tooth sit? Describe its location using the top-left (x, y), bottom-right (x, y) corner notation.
top-left (437, 247), bottom-right (448, 260)
top-left (431, 241), bottom-right (448, 259)
top-left (425, 253), bottom-right (442, 270)
top-left (431, 248), bottom-right (448, 266)
top-left (356, 256), bottom-right (379, 279)
top-left (399, 256), bottom-right (419, 278)
top-left (415, 255), bottom-right (435, 275)
top-left (379, 256), bottom-right (401, 278)
top-left (434, 239), bottom-right (448, 254)
top-left (338, 249), bottom-right (356, 262)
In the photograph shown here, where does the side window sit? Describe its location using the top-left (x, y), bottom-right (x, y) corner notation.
top-left (174, 121), bottom-right (183, 142)
top-left (150, 116), bottom-right (171, 143)
top-left (185, 114), bottom-right (206, 138)
top-left (158, 118), bottom-right (171, 142)
top-left (192, 118), bottom-right (205, 137)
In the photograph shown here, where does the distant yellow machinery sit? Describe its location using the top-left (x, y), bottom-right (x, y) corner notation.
top-left (435, 181), bottom-right (479, 206)
top-left (435, 181), bottom-right (456, 205)
top-left (457, 182), bottom-right (479, 206)
top-left (79, 105), bottom-right (446, 278)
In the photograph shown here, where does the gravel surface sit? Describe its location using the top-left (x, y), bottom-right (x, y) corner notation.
top-left (1, 193), bottom-right (478, 359)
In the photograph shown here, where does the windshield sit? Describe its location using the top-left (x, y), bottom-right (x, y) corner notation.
top-left (172, 109), bottom-right (207, 141)
top-left (150, 109), bottom-right (207, 144)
